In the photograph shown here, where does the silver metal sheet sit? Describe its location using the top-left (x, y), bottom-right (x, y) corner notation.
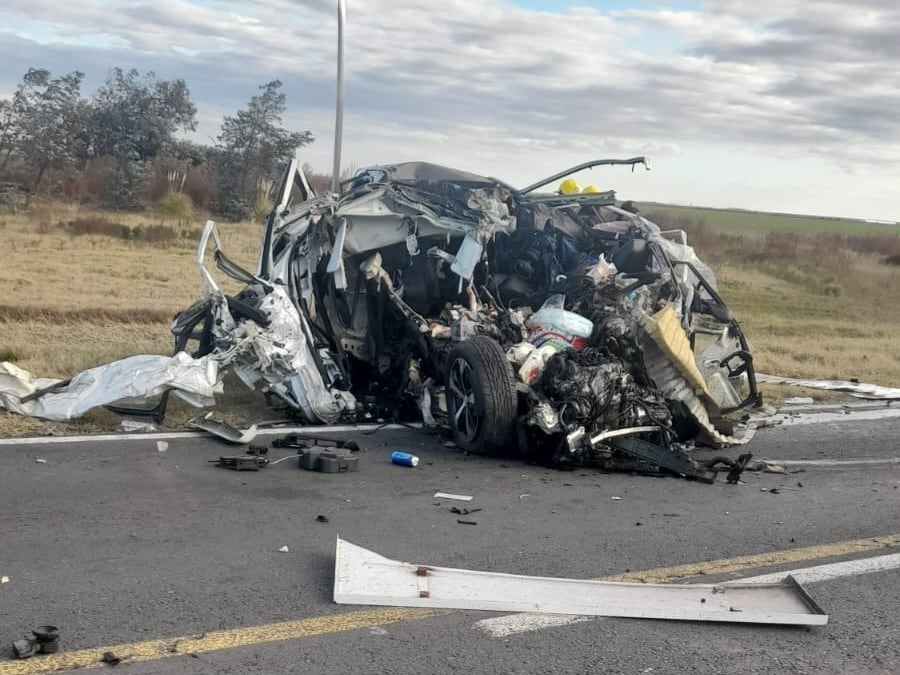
top-left (333, 538), bottom-right (828, 626)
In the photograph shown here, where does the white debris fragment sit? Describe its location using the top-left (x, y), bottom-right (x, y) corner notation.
top-left (610, 496), bottom-right (622, 501)
top-left (434, 492), bottom-right (473, 502)
top-left (757, 374), bottom-right (900, 401)
top-left (0, 353), bottom-right (220, 420)
top-left (156, 441), bottom-right (169, 452)
top-left (278, 545), bottom-right (290, 553)
top-left (1, 575), bottom-right (9, 584)
top-left (35, 458), bottom-right (47, 464)
top-left (119, 420), bottom-right (157, 432)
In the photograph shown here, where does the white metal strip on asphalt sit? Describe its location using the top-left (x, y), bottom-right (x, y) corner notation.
top-left (760, 457), bottom-right (900, 467)
top-left (774, 407), bottom-right (900, 426)
top-left (475, 551), bottom-right (900, 637)
top-left (0, 423), bottom-right (420, 447)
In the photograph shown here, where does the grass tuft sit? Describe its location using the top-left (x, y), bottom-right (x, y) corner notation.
top-left (0, 346), bottom-right (23, 362)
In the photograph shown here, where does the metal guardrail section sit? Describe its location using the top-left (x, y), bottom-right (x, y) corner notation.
top-left (333, 537), bottom-right (828, 626)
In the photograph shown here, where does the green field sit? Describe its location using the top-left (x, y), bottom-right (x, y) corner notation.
top-left (639, 202), bottom-right (899, 236)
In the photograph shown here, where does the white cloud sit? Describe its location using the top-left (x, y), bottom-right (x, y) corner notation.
top-left (0, 0), bottom-right (899, 218)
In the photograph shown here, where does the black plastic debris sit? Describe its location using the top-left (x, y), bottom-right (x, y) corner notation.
top-left (211, 455), bottom-right (268, 471)
top-left (272, 434), bottom-right (361, 452)
top-left (12, 625), bottom-right (59, 659)
top-left (298, 447), bottom-right (359, 473)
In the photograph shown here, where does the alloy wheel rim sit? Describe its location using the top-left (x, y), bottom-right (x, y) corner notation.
top-left (448, 358), bottom-right (479, 442)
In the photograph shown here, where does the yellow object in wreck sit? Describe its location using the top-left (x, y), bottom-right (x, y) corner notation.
top-left (558, 178), bottom-right (581, 194)
top-left (642, 304), bottom-right (711, 397)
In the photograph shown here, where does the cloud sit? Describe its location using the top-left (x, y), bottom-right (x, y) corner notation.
top-left (1, 0), bottom-right (899, 217)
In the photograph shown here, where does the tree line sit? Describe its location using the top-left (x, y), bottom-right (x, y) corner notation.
top-left (0, 67), bottom-right (313, 220)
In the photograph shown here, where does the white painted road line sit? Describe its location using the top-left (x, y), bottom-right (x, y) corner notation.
top-left (726, 551), bottom-right (900, 586)
top-left (475, 551), bottom-right (900, 638)
top-left (1, 403), bottom-right (898, 446)
top-left (476, 614), bottom-right (595, 638)
top-left (0, 423), bottom-right (420, 447)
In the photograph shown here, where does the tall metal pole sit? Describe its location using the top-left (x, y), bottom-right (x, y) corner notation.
top-left (331, 0), bottom-right (346, 194)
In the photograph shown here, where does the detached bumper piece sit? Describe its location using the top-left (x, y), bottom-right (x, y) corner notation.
top-left (333, 537), bottom-right (828, 626)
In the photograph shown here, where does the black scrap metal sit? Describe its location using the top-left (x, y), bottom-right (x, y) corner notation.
top-left (271, 434), bottom-right (361, 452)
top-left (607, 436), bottom-right (718, 483)
top-left (211, 454), bottom-right (269, 471)
top-left (705, 452), bottom-right (754, 484)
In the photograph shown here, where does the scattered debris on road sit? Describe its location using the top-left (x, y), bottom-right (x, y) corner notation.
top-left (434, 492), bottom-right (473, 501)
top-left (272, 434), bottom-right (361, 452)
top-left (11, 625), bottom-right (59, 660)
top-left (100, 650), bottom-right (122, 665)
top-left (298, 446), bottom-right (359, 473)
top-left (212, 453), bottom-right (269, 471)
top-left (390, 451), bottom-right (419, 467)
top-left (189, 413), bottom-right (258, 444)
top-left (278, 545), bottom-right (290, 553)
top-left (332, 537), bottom-right (828, 626)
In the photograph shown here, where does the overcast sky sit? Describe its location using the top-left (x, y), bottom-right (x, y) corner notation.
top-left (2, 0), bottom-right (899, 220)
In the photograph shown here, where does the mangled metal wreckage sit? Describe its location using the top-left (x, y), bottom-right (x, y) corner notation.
top-left (149, 156), bottom-right (759, 477)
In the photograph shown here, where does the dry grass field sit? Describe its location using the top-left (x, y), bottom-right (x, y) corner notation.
top-left (0, 202), bottom-right (265, 437)
top-left (1, 200), bottom-right (899, 438)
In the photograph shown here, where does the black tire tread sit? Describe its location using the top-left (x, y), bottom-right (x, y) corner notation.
top-left (447, 336), bottom-right (517, 454)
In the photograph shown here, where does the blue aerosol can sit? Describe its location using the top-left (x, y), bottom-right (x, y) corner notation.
top-left (391, 451), bottom-right (419, 467)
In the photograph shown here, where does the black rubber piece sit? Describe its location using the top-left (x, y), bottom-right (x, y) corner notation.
top-left (446, 336), bottom-right (518, 455)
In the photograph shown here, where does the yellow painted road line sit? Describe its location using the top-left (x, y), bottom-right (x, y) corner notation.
top-left (604, 532), bottom-right (900, 583)
top-left (0, 609), bottom-right (439, 675)
top-left (3, 532), bottom-right (899, 674)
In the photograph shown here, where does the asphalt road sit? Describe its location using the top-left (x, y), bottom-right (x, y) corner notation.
top-left (1, 411), bottom-right (899, 674)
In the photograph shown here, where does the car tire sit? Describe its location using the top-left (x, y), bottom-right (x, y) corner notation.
top-left (445, 336), bottom-right (518, 455)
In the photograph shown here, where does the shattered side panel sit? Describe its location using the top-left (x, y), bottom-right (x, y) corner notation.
top-left (0, 354), bottom-right (220, 421)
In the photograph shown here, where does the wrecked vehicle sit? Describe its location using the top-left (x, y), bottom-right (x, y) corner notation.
top-left (126, 155), bottom-right (759, 478)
